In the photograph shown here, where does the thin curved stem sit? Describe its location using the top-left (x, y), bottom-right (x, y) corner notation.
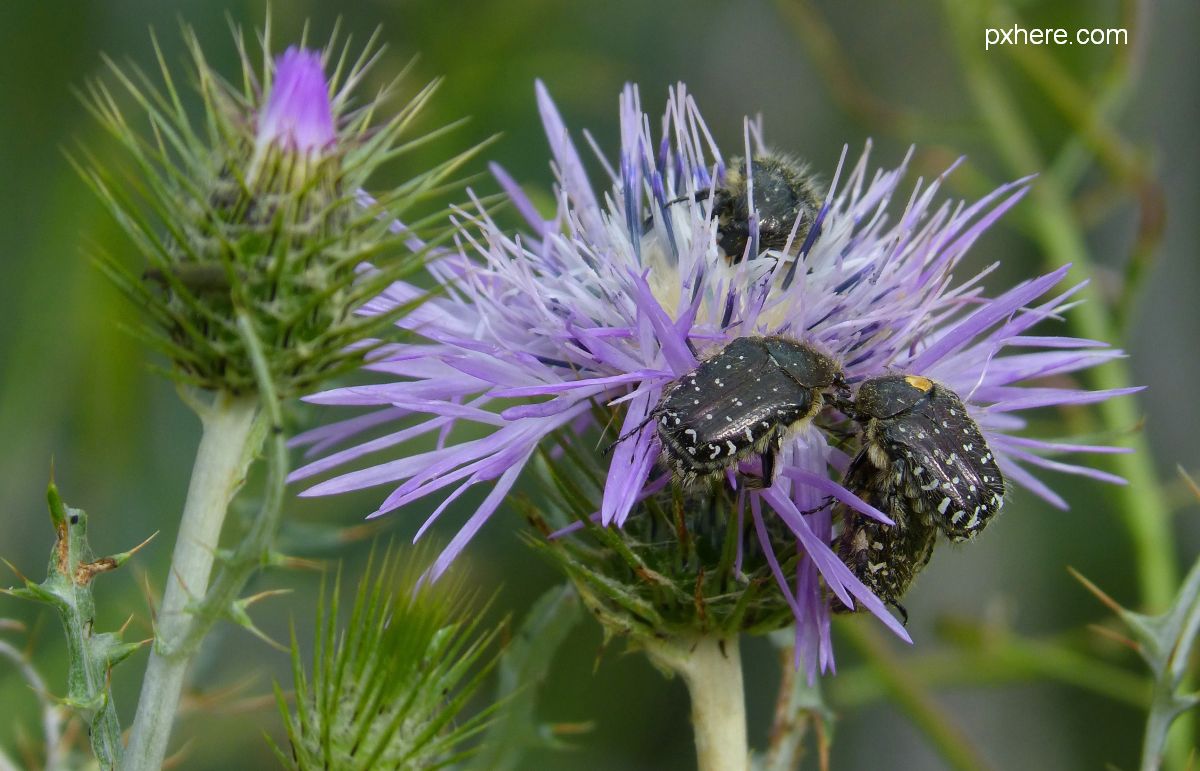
top-left (0, 639), bottom-right (64, 770)
top-left (838, 618), bottom-right (991, 771)
top-left (942, 0), bottom-right (1174, 615)
top-left (941, 3), bottom-right (1185, 766)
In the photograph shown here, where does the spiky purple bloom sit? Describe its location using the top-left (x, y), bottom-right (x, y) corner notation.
top-left (291, 82), bottom-right (1137, 675)
top-left (257, 47), bottom-right (336, 154)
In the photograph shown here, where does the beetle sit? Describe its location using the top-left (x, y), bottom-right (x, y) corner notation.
top-left (643, 336), bottom-right (844, 487)
top-left (851, 374), bottom-right (1006, 541)
top-left (831, 453), bottom-right (937, 622)
top-left (832, 374), bottom-right (1005, 619)
top-left (710, 153), bottom-right (822, 263)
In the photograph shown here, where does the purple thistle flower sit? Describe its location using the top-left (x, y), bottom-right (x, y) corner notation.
top-left (257, 47), bottom-right (336, 155)
top-left (291, 81), bottom-right (1137, 676)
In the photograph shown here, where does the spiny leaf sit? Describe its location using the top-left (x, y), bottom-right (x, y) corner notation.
top-left (3, 479), bottom-right (155, 768)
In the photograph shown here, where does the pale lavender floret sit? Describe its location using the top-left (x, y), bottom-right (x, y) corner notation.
top-left (257, 47), bottom-right (336, 153)
top-left (290, 80), bottom-right (1139, 674)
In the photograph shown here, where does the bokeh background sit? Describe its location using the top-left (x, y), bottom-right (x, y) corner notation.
top-left (1, 0), bottom-right (1197, 768)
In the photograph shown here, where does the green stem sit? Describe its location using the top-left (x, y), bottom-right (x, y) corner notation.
top-left (644, 635), bottom-right (749, 771)
top-left (122, 391), bottom-right (260, 771)
top-left (830, 635), bottom-right (1150, 710)
top-left (941, 0), bottom-right (1175, 617)
top-left (838, 619), bottom-right (991, 771)
top-left (942, 4), bottom-right (1187, 765)
top-left (176, 311), bottom-right (288, 653)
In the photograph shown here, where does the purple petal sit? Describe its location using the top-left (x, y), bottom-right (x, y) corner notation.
top-left (908, 266), bottom-right (1071, 372)
top-left (422, 456), bottom-right (530, 584)
top-left (490, 162), bottom-right (549, 236)
top-left (258, 47), bottom-right (335, 153)
top-left (781, 467), bottom-right (894, 525)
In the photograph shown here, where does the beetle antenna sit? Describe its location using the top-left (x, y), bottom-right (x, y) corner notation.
top-left (602, 413), bottom-right (656, 456)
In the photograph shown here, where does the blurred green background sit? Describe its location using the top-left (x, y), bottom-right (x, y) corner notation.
top-left (1, 0), bottom-right (1197, 768)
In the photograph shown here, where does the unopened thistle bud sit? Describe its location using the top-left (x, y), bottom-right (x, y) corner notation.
top-left (79, 29), bottom-right (465, 396)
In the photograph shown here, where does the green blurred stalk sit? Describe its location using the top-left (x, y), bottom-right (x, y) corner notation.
top-left (831, 634), bottom-right (1151, 709)
top-left (941, 3), bottom-right (1186, 766)
top-left (940, 0), bottom-right (1175, 618)
top-left (838, 619), bottom-right (991, 771)
top-left (122, 392), bottom-right (261, 771)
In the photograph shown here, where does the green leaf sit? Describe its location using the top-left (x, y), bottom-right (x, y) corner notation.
top-left (2, 479), bottom-right (154, 769)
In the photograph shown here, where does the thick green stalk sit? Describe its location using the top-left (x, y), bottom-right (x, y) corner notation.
top-left (174, 311), bottom-right (289, 654)
top-left (644, 635), bottom-right (748, 771)
top-left (830, 633), bottom-right (1151, 709)
top-left (122, 392), bottom-right (260, 771)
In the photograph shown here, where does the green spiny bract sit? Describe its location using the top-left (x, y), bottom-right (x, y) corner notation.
top-left (272, 545), bottom-right (502, 770)
top-left (525, 428), bottom-right (799, 647)
top-left (76, 24), bottom-right (483, 397)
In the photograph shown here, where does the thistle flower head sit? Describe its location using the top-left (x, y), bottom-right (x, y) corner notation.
top-left (78, 26), bottom-right (473, 397)
top-left (293, 82), bottom-right (1138, 676)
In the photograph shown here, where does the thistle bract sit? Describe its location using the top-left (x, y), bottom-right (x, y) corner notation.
top-left (293, 82), bottom-right (1139, 676)
top-left (79, 28), bottom-right (467, 396)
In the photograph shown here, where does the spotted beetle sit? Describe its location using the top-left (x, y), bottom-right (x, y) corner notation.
top-left (852, 374), bottom-right (1006, 541)
top-left (633, 336), bottom-right (844, 487)
top-left (831, 455), bottom-right (937, 622)
top-left (832, 374), bottom-right (1005, 620)
top-left (711, 153), bottom-right (822, 264)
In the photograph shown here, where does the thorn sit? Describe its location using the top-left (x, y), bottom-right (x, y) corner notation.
top-left (117, 614), bottom-right (136, 637)
top-left (241, 588), bottom-right (293, 607)
top-left (2, 558), bottom-right (30, 585)
top-left (230, 590), bottom-right (293, 652)
top-left (112, 530), bottom-right (160, 567)
top-left (182, 676), bottom-right (257, 713)
top-left (1067, 566), bottom-right (1127, 617)
top-left (1177, 465), bottom-right (1200, 503)
top-left (138, 567), bottom-right (159, 628)
top-left (547, 721), bottom-right (596, 737)
top-left (0, 619), bottom-right (26, 634)
top-left (161, 737), bottom-right (195, 770)
top-left (79, 528), bottom-right (155, 581)
top-left (271, 553), bottom-right (323, 572)
top-left (169, 564), bottom-right (200, 604)
top-left (1086, 623), bottom-right (1142, 654)
top-left (336, 521), bottom-right (385, 544)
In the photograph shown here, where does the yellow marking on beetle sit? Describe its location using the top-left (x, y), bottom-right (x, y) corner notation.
top-left (904, 375), bottom-right (934, 392)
